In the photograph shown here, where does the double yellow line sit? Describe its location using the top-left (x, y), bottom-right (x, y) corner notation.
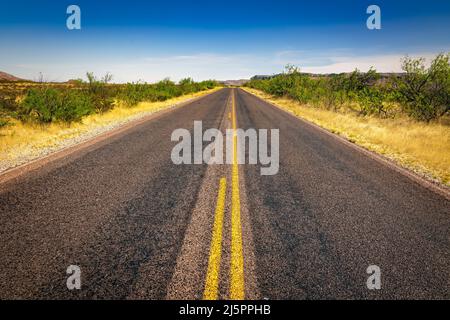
top-left (203, 177), bottom-right (227, 300)
top-left (203, 90), bottom-right (245, 300)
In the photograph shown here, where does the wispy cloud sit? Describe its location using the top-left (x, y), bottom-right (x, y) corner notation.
top-left (273, 50), bottom-right (444, 73)
top-left (142, 54), bottom-right (245, 65)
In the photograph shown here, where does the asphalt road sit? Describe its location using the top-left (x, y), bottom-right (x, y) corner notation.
top-left (0, 88), bottom-right (449, 299)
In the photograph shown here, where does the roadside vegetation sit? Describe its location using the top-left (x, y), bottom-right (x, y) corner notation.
top-left (0, 74), bottom-right (218, 171)
top-left (244, 53), bottom-right (450, 185)
top-left (0, 73), bottom-right (218, 126)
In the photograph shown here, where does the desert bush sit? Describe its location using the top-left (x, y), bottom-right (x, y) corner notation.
top-left (118, 82), bottom-right (149, 106)
top-left (19, 87), bottom-right (94, 123)
top-left (19, 88), bottom-right (60, 123)
top-left (198, 80), bottom-right (218, 90)
top-left (54, 90), bottom-right (94, 122)
top-left (179, 78), bottom-right (196, 94)
top-left (357, 86), bottom-right (386, 116)
top-left (86, 72), bottom-right (115, 113)
top-left (117, 78), bottom-right (218, 107)
top-left (395, 53), bottom-right (450, 122)
top-left (154, 78), bottom-right (180, 100)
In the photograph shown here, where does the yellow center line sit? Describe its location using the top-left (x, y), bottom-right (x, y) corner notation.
top-left (203, 177), bottom-right (227, 300)
top-left (230, 89), bottom-right (245, 300)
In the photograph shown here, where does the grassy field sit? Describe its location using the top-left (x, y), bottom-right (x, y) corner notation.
top-left (0, 87), bottom-right (220, 172)
top-left (243, 87), bottom-right (450, 187)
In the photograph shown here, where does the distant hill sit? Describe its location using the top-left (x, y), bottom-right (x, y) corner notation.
top-left (220, 79), bottom-right (249, 86)
top-left (0, 71), bottom-right (25, 82)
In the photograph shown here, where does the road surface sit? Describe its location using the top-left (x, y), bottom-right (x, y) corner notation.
top-left (0, 88), bottom-right (449, 299)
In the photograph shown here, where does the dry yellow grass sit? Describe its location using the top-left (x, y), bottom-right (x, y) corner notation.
top-left (243, 88), bottom-right (450, 186)
top-left (0, 88), bottom-right (220, 171)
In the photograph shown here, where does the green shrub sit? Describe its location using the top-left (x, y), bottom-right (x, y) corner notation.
top-left (19, 88), bottom-right (94, 123)
top-left (117, 78), bottom-right (218, 107)
top-left (197, 80), bottom-right (218, 90)
top-left (154, 78), bottom-right (180, 100)
top-left (395, 53), bottom-right (450, 122)
top-left (55, 90), bottom-right (94, 122)
top-left (357, 86), bottom-right (386, 116)
top-left (118, 82), bottom-right (151, 106)
top-left (20, 88), bottom-right (60, 123)
top-left (86, 72), bottom-right (115, 113)
top-left (179, 78), bottom-right (196, 94)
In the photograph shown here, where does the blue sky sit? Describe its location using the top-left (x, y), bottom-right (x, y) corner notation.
top-left (0, 0), bottom-right (449, 82)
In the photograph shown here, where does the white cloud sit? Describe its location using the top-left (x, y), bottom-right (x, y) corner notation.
top-left (142, 53), bottom-right (241, 65)
top-left (273, 50), bottom-right (442, 73)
